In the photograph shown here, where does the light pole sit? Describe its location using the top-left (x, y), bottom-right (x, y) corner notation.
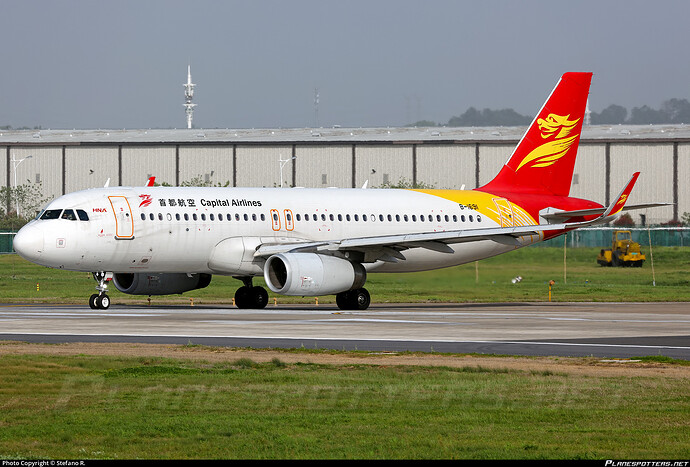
top-left (279, 154), bottom-right (295, 188)
top-left (11, 154), bottom-right (32, 217)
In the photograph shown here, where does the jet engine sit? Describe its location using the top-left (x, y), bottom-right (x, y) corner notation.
top-left (264, 253), bottom-right (366, 296)
top-left (112, 273), bottom-right (212, 295)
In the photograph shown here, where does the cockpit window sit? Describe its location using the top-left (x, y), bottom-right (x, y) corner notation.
top-left (61, 209), bottom-right (77, 221)
top-left (76, 209), bottom-right (89, 221)
top-left (40, 209), bottom-right (62, 220)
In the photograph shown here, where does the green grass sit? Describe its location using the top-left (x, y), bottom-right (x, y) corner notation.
top-left (0, 353), bottom-right (688, 459)
top-left (2, 246), bottom-right (690, 305)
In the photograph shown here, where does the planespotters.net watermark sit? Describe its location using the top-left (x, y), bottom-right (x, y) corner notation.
top-left (605, 462), bottom-right (688, 467)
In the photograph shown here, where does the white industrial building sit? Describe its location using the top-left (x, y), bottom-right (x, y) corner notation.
top-left (1, 124), bottom-right (687, 224)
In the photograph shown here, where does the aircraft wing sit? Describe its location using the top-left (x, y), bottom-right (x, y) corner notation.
top-left (254, 173), bottom-right (643, 262)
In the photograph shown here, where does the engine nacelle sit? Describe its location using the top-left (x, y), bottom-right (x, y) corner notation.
top-left (264, 253), bottom-right (366, 296)
top-left (112, 273), bottom-right (212, 295)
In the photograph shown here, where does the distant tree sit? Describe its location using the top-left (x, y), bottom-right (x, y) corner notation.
top-left (628, 105), bottom-right (666, 125)
top-left (661, 98), bottom-right (690, 124)
top-left (591, 104), bottom-right (628, 124)
top-left (447, 107), bottom-right (531, 127)
top-left (378, 177), bottom-right (435, 189)
top-left (408, 120), bottom-right (438, 127)
top-left (613, 213), bottom-right (635, 227)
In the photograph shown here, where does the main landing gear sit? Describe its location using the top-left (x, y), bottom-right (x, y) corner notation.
top-left (89, 272), bottom-right (112, 310)
top-left (234, 277), bottom-right (269, 309)
top-left (336, 288), bottom-right (371, 310)
top-left (233, 278), bottom-right (371, 311)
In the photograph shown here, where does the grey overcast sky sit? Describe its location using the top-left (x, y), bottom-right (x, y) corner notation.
top-left (1, 0), bottom-right (689, 129)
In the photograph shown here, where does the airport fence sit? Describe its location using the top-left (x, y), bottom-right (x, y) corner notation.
top-left (0, 231), bottom-right (15, 254)
top-left (536, 227), bottom-right (690, 248)
top-left (1, 227), bottom-right (689, 254)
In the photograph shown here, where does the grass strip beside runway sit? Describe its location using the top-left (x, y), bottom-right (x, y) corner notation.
top-left (0, 352), bottom-right (688, 459)
top-left (1, 246), bottom-right (689, 304)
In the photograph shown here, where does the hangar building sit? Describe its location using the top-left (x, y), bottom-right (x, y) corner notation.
top-left (1, 124), bottom-right (687, 224)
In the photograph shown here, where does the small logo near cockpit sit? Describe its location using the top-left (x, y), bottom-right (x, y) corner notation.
top-left (139, 194), bottom-right (153, 208)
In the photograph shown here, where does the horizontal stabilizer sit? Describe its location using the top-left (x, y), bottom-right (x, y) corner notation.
top-left (541, 203), bottom-right (673, 222)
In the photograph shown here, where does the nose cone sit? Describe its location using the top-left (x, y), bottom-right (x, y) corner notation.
top-left (13, 224), bottom-right (44, 262)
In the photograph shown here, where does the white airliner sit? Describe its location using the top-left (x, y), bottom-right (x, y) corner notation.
top-left (13, 72), bottom-right (664, 310)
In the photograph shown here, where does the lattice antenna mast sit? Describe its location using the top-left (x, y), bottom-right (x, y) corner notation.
top-left (184, 65), bottom-right (196, 129)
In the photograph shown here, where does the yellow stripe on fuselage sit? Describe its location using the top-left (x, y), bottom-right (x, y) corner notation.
top-left (408, 189), bottom-right (538, 227)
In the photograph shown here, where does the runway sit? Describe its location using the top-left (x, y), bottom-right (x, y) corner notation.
top-left (0, 302), bottom-right (688, 359)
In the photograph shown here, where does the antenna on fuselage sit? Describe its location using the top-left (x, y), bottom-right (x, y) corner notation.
top-left (103, 178), bottom-right (110, 188)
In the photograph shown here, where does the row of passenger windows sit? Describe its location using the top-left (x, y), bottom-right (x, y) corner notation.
top-left (140, 211), bottom-right (482, 224)
top-left (294, 213), bottom-right (481, 223)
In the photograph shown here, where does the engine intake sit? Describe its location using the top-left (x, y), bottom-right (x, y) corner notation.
top-left (112, 273), bottom-right (212, 295)
top-left (264, 253), bottom-right (366, 296)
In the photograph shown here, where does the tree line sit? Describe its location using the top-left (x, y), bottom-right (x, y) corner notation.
top-left (410, 98), bottom-right (690, 127)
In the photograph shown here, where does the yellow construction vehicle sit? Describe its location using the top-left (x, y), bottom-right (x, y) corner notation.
top-left (597, 230), bottom-right (645, 267)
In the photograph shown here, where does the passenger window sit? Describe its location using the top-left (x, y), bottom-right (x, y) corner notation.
top-left (354, 214), bottom-right (359, 221)
top-left (412, 215), bottom-right (416, 222)
top-left (346, 214), bottom-right (351, 221)
top-left (158, 213), bottom-right (163, 221)
top-left (445, 215), bottom-right (449, 222)
top-left (312, 214), bottom-right (317, 221)
top-left (296, 214), bottom-right (301, 221)
top-left (387, 214), bottom-right (392, 222)
top-left (218, 214), bottom-right (223, 221)
top-left (477, 215), bottom-right (482, 222)
top-left (61, 209), bottom-right (77, 221)
top-left (469, 215), bottom-right (474, 222)
top-left (363, 214), bottom-right (368, 221)
top-left (193, 214), bottom-right (198, 221)
top-left (176, 213), bottom-right (181, 221)
top-left (184, 213), bottom-right (189, 221)
top-left (150, 213), bottom-right (154, 221)
top-left (321, 214), bottom-right (326, 221)
top-left (252, 214), bottom-right (257, 221)
top-left (453, 215), bottom-right (457, 222)
top-left (201, 214), bottom-right (206, 221)
top-left (76, 209), bottom-right (89, 221)
top-left (436, 215), bottom-right (441, 222)
top-left (141, 213), bottom-right (146, 221)
top-left (235, 214), bottom-right (240, 221)
top-left (243, 214), bottom-right (248, 221)
top-left (395, 214), bottom-right (400, 222)
top-left (403, 215), bottom-right (408, 222)
top-left (338, 214), bottom-right (343, 221)
top-left (329, 214), bottom-right (334, 221)
top-left (419, 215), bottom-right (424, 222)
top-left (210, 214), bottom-right (215, 221)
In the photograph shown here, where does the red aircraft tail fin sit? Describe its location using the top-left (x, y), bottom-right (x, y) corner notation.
top-left (478, 72), bottom-right (592, 197)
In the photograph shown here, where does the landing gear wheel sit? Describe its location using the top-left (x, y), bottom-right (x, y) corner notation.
top-left (235, 286), bottom-right (269, 309)
top-left (89, 293), bottom-right (110, 309)
top-left (336, 288), bottom-right (371, 311)
top-left (336, 291), bottom-right (351, 310)
top-left (351, 288), bottom-right (370, 310)
top-left (96, 294), bottom-right (110, 310)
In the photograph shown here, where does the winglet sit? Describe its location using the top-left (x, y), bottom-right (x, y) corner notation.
top-left (146, 176), bottom-right (156, 187)
top-left (603, 172), bottom-right (640, 218)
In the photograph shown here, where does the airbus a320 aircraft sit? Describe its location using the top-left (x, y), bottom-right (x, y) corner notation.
top-left (13, 72), bottom-right (663, 310)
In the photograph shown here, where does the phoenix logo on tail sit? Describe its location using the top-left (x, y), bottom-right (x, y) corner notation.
top-left (516, 114), bottom-right (581, 171)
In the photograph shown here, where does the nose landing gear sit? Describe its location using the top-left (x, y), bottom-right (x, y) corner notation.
top-left (89, 272), bottom-right (112, 309)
